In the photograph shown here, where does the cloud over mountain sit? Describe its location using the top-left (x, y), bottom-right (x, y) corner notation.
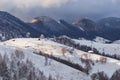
top-left (0, 0), bottom-right (77, 8)
top-left (0, 0), bottom-right (120, 21)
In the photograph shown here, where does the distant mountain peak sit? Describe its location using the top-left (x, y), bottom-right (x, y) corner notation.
top-left (30, 16), bottom-right (55, 23)
top-left (98, 17), bottom-right (120, 28)
top-left (73, 18), bottom-right (97, 31)
top-left (0, 11), bottom-right (39, 40)
top-left (0, 11), bottom-right (12, 19)
top-left (99, 17), bottom-right (120, 22)
top-left (0, 11), bottom-right (9, 15)
top-left (58, 19), bottom-right (69, 24)
top-left (73, 18), bottom-right (95, 25)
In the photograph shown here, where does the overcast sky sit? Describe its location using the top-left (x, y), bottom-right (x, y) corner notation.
top-left (0, 0), bottom-right (120, 22)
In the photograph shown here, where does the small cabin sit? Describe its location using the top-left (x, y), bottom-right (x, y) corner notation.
top-left (88, 50), bottom-right (94, 54)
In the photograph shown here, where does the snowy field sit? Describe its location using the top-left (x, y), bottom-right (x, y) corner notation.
top-left (0, 38), bottom-right (120, 79)
top-left (73, 39), bottom-right (120, 56)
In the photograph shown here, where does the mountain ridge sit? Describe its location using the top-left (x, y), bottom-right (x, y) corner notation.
top-left (0, 11), bottom-right (120, 41)
top-left (0, 11), bottom-right (40, 40)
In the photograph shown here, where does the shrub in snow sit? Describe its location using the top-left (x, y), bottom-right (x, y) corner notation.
top-left (96, 56), bottom-right (107, 63)
top-left (38, 38), bottom-right (41, 40)
top-left (45, 56), bottom-right (48, 66)
top-left (40, 34), bottom-right (45, 39)
top-left (1, 36), bottom-right (5, 41)
top-left (81, 54), bottom-right (89, 60)
top-left (26, 32), bottom-right (31, 38)
top-left (80, 54), bottom-right (94, 74)
top-left (91, 71), bottom-right (109, 80)
top-left (68, 47), bottom-right (75, 55)
top-left (81, 59), bottom-right (93, 74)
top-left (61, 48), bottom-right (66, 56)
top-left (110, 69), bottom-right (120, 80)
top-left (15, 48), bottom-right (25, 60)
top-left (12, 39), bottom-right (15, 41)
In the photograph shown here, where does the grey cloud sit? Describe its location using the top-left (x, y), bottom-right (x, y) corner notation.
top-left (0, 0), bottom-right (120, 22)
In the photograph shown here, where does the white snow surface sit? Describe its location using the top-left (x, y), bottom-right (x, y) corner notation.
top-left (93, 36), bottom-right (111, 43)
top-left (73, 39), bottom-right (120, 56)
top-left (0, 38), bottom-right (90, 80)
top-left (0, 38), bottom-right (120, 78)
top-left (112, 40), bottom-right (120, 44)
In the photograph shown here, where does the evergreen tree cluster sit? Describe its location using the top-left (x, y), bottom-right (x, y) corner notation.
top-left (0, 50), bottom-right (55, 80)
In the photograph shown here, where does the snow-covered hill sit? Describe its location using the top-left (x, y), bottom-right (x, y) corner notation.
top-left (93, 36), bottom-right (111, 44)
top-left (112, 40), bottom-right (120, 44)
top-left (73, 39), bottom-right (120, 56)
top-left (0, 40), bottom-right (90, 80)
top-left (0, 38), bottom-right (120, 80)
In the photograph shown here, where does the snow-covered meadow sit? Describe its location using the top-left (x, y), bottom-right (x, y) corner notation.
top-left (0, 38), bottom-right (120, 80)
